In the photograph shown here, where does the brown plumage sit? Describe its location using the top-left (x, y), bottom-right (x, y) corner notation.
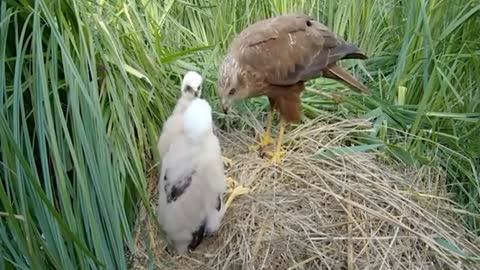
top-left (217, 14), bottom-right (369, 164)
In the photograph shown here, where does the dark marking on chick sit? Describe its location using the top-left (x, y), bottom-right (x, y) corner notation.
top-left (216, 195), bottom-right (222, 211)
top-left (165, 169), bottom-right (196, 203)
top-left (188, 220), bottom-right (206, 251)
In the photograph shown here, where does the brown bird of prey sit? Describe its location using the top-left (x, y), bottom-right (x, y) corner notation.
top-left (217, 14), bottom-right (369, 164)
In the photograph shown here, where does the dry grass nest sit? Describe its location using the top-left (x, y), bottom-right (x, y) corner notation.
top-left (130, 112), bottom-right (480, 270)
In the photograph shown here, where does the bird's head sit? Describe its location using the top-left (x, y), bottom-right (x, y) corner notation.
top-left (217, 54), bottom-right (247, 114)
top-left (181, 71), bottom-right (203, 99)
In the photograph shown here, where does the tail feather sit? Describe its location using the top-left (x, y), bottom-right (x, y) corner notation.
top-left (323, 64), bottom-right (369, 94)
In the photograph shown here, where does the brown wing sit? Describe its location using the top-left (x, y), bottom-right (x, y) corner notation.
top-left (231, 14), bottom-right (367, 88)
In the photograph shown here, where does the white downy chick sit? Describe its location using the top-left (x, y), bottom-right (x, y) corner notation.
top-left (156, 98), bottom-right (227, 254)
top-left (157, 71), bottom-right (204, 158)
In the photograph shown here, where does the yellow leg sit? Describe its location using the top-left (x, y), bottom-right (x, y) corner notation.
top-left (259, 108), bottom-right (274, 147)
top-left (225, 177), bottom-right (250, 210)
top-left (249, 107), bottom-right (275, 152)
top-left (269, 117), bottom-right (286, 165)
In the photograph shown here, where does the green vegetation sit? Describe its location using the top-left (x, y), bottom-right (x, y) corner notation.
top-left (1, 0), bottom-right (478, 269)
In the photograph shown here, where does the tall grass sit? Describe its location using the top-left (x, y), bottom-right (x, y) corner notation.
top-left (0, 0), bottom-right (198, 268)
top-left (0, 0), bottom-right (478, 269)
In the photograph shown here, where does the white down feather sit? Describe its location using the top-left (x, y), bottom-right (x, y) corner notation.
top-left (157, 71), bottom-right (203, 158)
top-left (156, 98), bottom-right (227, 254)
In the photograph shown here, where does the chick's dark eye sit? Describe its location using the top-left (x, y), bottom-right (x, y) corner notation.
top-left (228, 88), bottom-right (236, 96)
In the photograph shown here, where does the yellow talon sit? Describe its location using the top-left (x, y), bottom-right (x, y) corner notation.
top-left (264, 149), bottom-right (285, 165)
top-left (249, 133), bottom-right (273, 152)
top-left (259, 107), bottom-right (274, 147)
top-left (226, 177), bottom-right (240, 192)
top-left (267, 117), bottom-right (286, 165)
top-left (225, 177), bottom-right (250, 210)
top-left (270, 152), bottom-right (284, 165)
top-left (259, 133), bottom-right (272, 147)
top-left (250, 105), bottom-right (275, 152)
top-left (222, 156), bottom-right (233, 169)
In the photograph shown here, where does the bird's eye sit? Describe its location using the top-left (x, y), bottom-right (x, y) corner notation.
top-left (228, 88), bottom-right (236, 96)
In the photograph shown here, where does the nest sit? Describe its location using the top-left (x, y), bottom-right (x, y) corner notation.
top-left (130, 113), bottom-right (480, 270)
